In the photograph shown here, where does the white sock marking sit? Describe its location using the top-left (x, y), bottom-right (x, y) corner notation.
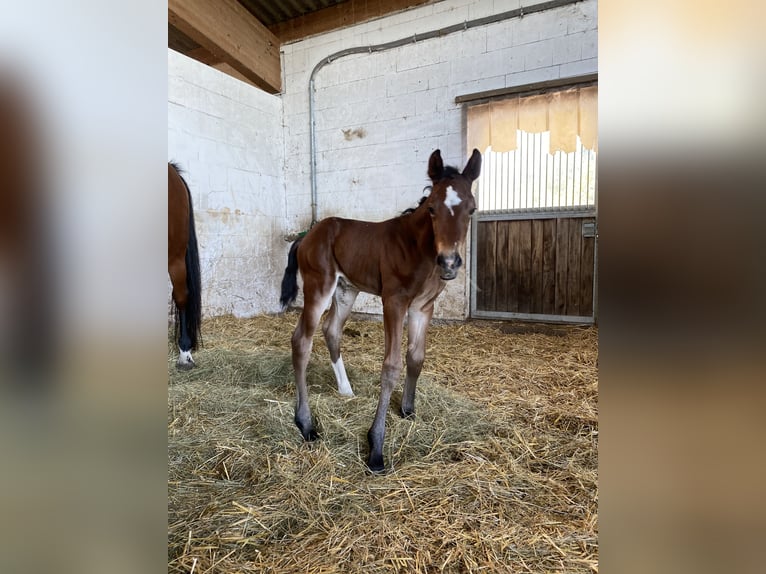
top-left (178, 349), bottom-right (194, 365)
top-left (332, 356), bottom-right (354, 396)
top-left (444, 185), bottom-right (462, 216)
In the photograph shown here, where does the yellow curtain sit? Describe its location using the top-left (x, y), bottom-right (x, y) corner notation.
top-left (549, 89), bottom-right (579, 153)
top-left (466, 103), bottom-right (491, 154)
top-left (578, 85), bottom-right (598, 152)
top-left (518, 93), bottom-right (549, 133)
top-left (489, 98), bottom-right (518, 152)
top-left (467, 85), bottom-right (598, 154)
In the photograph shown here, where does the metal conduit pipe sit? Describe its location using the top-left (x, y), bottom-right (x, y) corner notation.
top-left (307, 0), bottom-right (583, 224)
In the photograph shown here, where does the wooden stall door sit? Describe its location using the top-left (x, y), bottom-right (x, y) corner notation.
top-left (474, 216), bottom-right (596, 322)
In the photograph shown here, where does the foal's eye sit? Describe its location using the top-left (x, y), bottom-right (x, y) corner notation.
top-left (428, 206), bottom-right (435, 215)
top-left (469, 208), bottom-right (477, 215)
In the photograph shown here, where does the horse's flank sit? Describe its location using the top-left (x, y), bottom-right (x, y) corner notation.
top-left (298, 209), bottom-right (439, 299)
top-left (168, 163), bottom-right (202, 369)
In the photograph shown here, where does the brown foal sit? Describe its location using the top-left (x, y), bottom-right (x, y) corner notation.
top-left (280, 149), bottom-right (481, 471)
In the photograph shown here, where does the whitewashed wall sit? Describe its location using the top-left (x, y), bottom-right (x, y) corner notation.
top-left (168, 0), bottom-right (597, 320)
top-left (168, 50), bottom-right (285, 317)
top-left (281, 0), bottom-right (597, 319)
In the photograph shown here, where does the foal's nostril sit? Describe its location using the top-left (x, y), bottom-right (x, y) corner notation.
top-left (437, 253), bottom-right (461, 270)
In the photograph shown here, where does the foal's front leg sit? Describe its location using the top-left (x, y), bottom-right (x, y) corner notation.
top-left (367, 299), bottom-right (406, 472)
top-left (401, 305), bottom-right (433, 418)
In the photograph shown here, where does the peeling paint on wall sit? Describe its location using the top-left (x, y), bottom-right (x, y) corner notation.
top-left (168, 49), bottom-right (285, 318)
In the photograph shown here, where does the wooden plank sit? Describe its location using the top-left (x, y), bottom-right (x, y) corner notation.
top-left (476, 221), bottom-right (497, 312)
top-left (186, 46), bottom-right (223, 66)
top-left (271, 0), bottom-right (433, 43)
top-left (475, 221), bottom-right (487, 311)
top-left (517, 220), bottom-right (532, 313)
top-left (169, 0), bottom-right (281, 93)
top-left (211, 62), bottom-right (261, 89)
top-left (554, 218), bottom-right (569, 315)
top-left (455, 74), bottom-right (599, 104)
top-left (542, 218), bottom-right (556, 315)
top-left (495, 220), bottom-right (512, 312)
top-left (507, 221), bottom-right (520, 313)
top-left (580, 219), bottom-right (596, 317)
top-left (531, 219), bottom-right (544, 314)
top-left (566, 217), bottom-right (582, 316)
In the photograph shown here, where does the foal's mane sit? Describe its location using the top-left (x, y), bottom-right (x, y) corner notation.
top-left (400, 165), bottom-right (462, 216)
top-left (441, 166), bottom-right (461, 178)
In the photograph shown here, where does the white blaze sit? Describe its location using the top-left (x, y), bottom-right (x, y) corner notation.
top-left (444, 186), bottom-right (462, 216)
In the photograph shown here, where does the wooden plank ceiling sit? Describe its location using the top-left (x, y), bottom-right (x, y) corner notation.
top-left (168, 0), bottom-right (436, 93)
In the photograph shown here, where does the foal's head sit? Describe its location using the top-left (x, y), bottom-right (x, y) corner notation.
top-left (423, 149), bottom-right (482, 280)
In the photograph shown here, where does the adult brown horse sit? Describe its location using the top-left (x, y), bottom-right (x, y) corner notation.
top-left (280, 149), bottom-right (481, 472)
top-left (168, 162), bottom-right (202, 370)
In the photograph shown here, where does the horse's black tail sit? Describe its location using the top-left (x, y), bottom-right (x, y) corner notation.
top-left (179, 172), bottom-right (202, 351)
top-left (279, 238), bottom-right (302, 311)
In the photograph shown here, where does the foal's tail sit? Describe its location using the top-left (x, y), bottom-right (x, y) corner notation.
top-left (279, 238), bottom-right (302, 311)
top-left (177, 169), bottom-right (203, 351)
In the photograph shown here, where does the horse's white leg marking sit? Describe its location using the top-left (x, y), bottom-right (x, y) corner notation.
top-left (332, 356), bottom-right (354, 396)
top-left (323, 274), bottom-right (358, 397)
top-left (177, 348), bottom-right (194, 366)
top-left (444, 185), bottom-right (462, 216)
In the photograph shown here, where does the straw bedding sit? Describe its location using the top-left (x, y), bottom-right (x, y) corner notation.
top-left (168, 312), bottom-right (598, 573)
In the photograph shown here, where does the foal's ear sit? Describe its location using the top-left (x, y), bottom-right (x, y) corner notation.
top-left (427, 149), bottom-right (444, 182)
top-left (462, 149), bottom-right (482, 182)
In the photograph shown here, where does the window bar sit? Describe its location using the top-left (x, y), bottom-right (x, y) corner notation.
top-left (531, 132), bottom-right (535, 209)
top-left (504, 150), bottom-right (509, 211)
top-left (579, 139), bottom-right (585, 207)
top-left (586, 148), bottom-right (592, 207)
top-left (520, 134), bottom-right (525, 210)
top-left (543, 137), bottom-right (548, 210)
top-left (539, 133), bottom-right (544, 209)
top-left (521, 132), bottom-right (526, 209)
top-left (530, 133), bottom-right (535, 209)
top-left (564, 149), bottom-right (569, 208)
top-left (556, 151), bottom-right (565, 207)
top-left (495, 150), bottom-right (500, 212)
top-left (513, 130), bottom-right (524, 209)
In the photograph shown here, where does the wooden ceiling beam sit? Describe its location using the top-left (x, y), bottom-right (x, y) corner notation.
top-left (169, 0), bottom-right (282, 93)
top-left (270, 0), bottom-right (435, 44)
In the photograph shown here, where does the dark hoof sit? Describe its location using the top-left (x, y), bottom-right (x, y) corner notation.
top-left (400, 407), bottom-right (415, 419)
top-left (175, 361), bottom-right (195, 371)
top-left (295, 416), bottom-right (318, 441)
top-left (367, 455), bottom-right (385, 474)
top-left (303, 429), bottom-right (319, 442)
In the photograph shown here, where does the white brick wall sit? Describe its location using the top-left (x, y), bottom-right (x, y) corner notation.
top-left (280, 0), bottom-right (597, 318)
top-left (168, 49), bottom-right (285, 318)
top-left (167, 0), bottom-right (597, 320)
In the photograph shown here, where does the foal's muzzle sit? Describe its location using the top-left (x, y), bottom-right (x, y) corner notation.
top-left (437, 253), bottom-right (462, 280)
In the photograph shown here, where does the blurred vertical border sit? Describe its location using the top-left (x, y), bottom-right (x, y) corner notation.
top-left (0, 2), bottom-right (167, 573)
top-left (600, 1), bottom-right (766, 573)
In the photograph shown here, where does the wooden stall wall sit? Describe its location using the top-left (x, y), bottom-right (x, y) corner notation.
top-left (475, 216), bottom-right (596, 320)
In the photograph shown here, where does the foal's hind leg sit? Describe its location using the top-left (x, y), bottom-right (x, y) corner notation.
top-left (291, 276), bottom-right (335, 441)
top-left (322, 278), bottom-right (359, 396)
